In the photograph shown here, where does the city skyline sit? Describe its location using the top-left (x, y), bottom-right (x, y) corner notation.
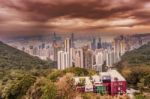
top-left (0, 0), bottom-right (150, 38)
top-left (7, 34), bottom-right (150, 71)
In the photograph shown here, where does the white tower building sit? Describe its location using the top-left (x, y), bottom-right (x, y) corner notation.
top-left (106, 50), bottom-right (115, 67)
top-left (57, 51), bottom-right (70, 70)
top-left (95, 51), bottom-right (104, 71)
top-left (74, 49), bottom-right (84, 68)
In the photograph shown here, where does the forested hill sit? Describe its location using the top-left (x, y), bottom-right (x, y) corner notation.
top-left (121, 42), bottom-right (150, 66)
top-left (0, 41), bottom-right (52, 69)
top-left (117, 42), bottom-right (150, 93)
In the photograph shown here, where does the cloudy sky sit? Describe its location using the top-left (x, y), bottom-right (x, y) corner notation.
top-left (0, 0), bottom-right (150, 37)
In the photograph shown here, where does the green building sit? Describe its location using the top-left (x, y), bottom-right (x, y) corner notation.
top-left (95, 85), bottom-right (106, 95)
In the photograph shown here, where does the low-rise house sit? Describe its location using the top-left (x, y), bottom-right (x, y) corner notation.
top-left (74, 77), bottom-right (93, 92)
top-left (101, 69), bottom-right (126, 95)
top-left (73, 69), bottom-right (126, 96)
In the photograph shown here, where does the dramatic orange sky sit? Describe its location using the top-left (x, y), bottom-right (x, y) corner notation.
top-left (0, 0), bottom-right (150, 37)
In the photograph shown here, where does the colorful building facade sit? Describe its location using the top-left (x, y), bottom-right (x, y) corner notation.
top-left (74, 69), bottom-right (126, 96)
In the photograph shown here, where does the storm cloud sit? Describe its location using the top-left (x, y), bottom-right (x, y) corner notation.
top-left (0, 0), bottom-right (150, 37)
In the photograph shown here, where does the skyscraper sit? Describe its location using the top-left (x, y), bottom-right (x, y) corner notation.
top-left (95, 52), bottom-right (103, 71)
top-left (91, 37), bottom-right (96, 50)
top-left (53, 42), bottom-right (58, 62)
top-left (106, 50), bottom-right (114, 67)
top-left (71, 33), bottom-right (75, 48)
top-left (74, 49), bottom-right (84, 68)
top-left (52, 32), bottom-right (58, 62)
top-left (97, 37), bottom-right (102, 49)
top-left (83, 46), bottom-right (93, 69)
top-left (64, 38), bottom-right (73, 66)
top-left (57, 38), bottom-right (73, 70)
top-left (53, 32), bottom-right (57, 43)
top-left (120, 40), bottom-right (126, 56)
top-left (57, 51), bottom-right (70, 70)
top-left (64, 38), bottom-right (71, 52)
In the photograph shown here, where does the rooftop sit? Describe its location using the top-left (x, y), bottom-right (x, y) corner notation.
top-left (101, 69), bottom-right (126, 81)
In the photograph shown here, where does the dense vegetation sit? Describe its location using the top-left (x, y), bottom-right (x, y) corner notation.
top-left (116, 42), bottom-right (150, 94)
top-left (0, 67), bottom-right (98, 99)
top-left (0, 42), bottom-right (100, 99)
top-left (121, 42), bottom-right (150, 66)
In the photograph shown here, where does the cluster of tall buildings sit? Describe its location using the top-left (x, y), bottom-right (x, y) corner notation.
top-left (7, 33), bottom-right (63, 61)
top-left (57, 36), bottom-right (127, 71)
top-left (6, 33), bottom-right (150, 70)
top-left (7, 41), bottom-right (55, 60)
top-left (58, 38), bottom-right (73, 69)
top-left (57, 34), bottom-right (150, 71)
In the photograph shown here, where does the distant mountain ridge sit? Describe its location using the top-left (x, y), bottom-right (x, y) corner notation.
top-left (0, 41), bottom-right (52, 69)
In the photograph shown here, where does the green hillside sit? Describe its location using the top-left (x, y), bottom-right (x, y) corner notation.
top-left (0, 41), bottom-right (52, 70)
top-left (0, 41), bottom-right (55, 98)
top-left (117, 42), bottom-right (150, 92)
top-left (122, 42), bottom-right (150, 66)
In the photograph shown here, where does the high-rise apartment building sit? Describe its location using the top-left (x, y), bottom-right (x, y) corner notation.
top-left (97, 37), bottom-right (102, 49)
top-left (106, 50), bottom-right (115, 67)
top-left (74, 49), bottom-right (84, 68)
top-left (64, 38), bottom-right (71, 52)
top-left (95, 51), bottom-right (103, 71)
top-left (91, 37), bottom-right (96, 50)
top-left (71, 33), bottom-right (75, 48)
top-left (83, 48), bottom-right (93, 69)
top-left (57, 38), bottom-right (73, 70)
top-left (57, 51), bottom-right (70, 70)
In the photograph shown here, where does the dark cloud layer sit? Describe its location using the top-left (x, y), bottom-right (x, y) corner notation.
top-left (0, 0), bottom-right (150, 37)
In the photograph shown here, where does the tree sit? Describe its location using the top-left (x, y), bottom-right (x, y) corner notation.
top-left (78, 78), bottom-right (85, 86)
top-left (47, 70), bottom-right (64, 82)
top-left (137, 78), bottom-right (145, 94)
top-left (56, 73), bottom-right (76, 99)
top-left (2, 75), bottom-right (36, 99)
top-left (135, 94), bottom-right (146, 99)
top-left (144, 74), bottom-right (150, 88)
top-left (42, 81), bottom-right (57, 99)
top-left (26, 77), bottom-right (57, 99)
